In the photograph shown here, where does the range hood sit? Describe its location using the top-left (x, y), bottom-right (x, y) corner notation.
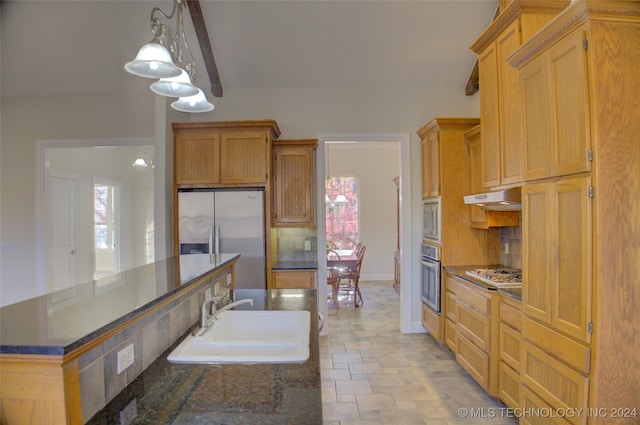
top-left (463, 187), bottom-right (521, 210)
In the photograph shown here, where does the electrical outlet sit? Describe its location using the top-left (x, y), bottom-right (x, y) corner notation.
top-left (117, 343), bottom-right (135, 375)
top-left (226, 273), bottom-right (232, 286)
top-left (205, 287), bottom-right (213, 300)
top-left (505, 242), bottom-right (510, 255)
top-left (304, 240), bottom-right (311, 251)
top-left (119, 398), bottom-right (137, 425)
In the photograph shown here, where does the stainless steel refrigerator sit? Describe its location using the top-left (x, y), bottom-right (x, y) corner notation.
top-left (178, 188), bottom-right (266, 289)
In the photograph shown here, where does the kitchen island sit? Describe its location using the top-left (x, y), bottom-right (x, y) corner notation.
top-left (86, 288), bottom-right (322, 425)
top-left (0, 254), bottom-right (256, 424)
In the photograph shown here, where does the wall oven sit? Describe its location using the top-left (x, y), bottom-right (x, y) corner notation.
top-left (421, 243), bottom-right (441, 313)
top-left (422, 198), bottom-right (441, 244)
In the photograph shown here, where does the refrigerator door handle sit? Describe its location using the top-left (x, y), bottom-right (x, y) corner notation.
top-left (209, 225), bottom-right (214, 264)
top-left (215, 225), bottom-right (221, 262)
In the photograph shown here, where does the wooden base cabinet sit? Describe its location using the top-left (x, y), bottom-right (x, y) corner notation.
top-left (272, 270), bottom-right (316, 289)
top-left (445, 272), bottom-right (499, 396)
top-left (498, 294), bottom-right (522, 409)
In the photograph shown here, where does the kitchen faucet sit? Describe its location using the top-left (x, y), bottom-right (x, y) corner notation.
top-left (193, 296), bottom-right (254, 336)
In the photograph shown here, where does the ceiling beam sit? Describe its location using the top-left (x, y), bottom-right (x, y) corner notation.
top-left (186, 0), bottom-right (223, 97)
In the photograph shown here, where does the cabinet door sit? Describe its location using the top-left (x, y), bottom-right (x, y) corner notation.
top-left (220, 132), bottom-right (268, 184)
top-left (467, 130), bottom-right (489, 226)
top-left (273, 146), bottom-right (315, 226)
top-left (427, 130), bottom-right (440, 196)
top-left (549, 176), bottom-right (592, 342)
top-left (521, 54), bottom-right (551, 181)
top-left (548, 30), bottom-right (591, 177)
top-left (175, 130), bottom-right (220, 185)
top-left (421, 136), bottom-right (430, 199)
top-left (479, 43), bottom-right (501, 188)
top-left (272, 270), bottom-right (315, 289)
top-left (497, 20), bottom-right (523, 185)
top-left (522, 182), bottom-right (551, 323)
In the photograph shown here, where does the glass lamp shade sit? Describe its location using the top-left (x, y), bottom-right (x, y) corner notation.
top-left (171, 89), bottom-right (215, 113)
top-left (150, 69), bottom-right (199, 97)
top-left (334, 194), bottom-right (348, 203)
top-left (124, 42), bottom-right (182, 79)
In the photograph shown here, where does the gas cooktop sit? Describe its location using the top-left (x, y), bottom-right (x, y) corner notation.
top-left (465, 267), bottom-right (522, 287)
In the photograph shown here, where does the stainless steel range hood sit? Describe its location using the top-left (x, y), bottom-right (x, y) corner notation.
top-left (463, 187), bottom-right (521, 210)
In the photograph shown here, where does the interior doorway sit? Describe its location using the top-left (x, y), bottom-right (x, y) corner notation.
top-left (317, 133), bottom-right (412, 335)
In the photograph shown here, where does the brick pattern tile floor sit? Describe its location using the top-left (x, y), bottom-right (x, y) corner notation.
top-left (320, 280), bottom-right (519, 425)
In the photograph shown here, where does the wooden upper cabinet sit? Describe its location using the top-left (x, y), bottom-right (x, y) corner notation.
top-left (521, 28), bottom-right (591, 181)
top-left (465, 125), bottom-right (489, 226)
top-left (522, 176), bottom-right (592, 343)
top-left (220, 132), bottom-right (268, 184)
top-left (173, 120), bottom-right (281, 188)
top-left (472, 2), bottom-right (569, 189)
top-left (175, 129), bottom-right (221, 185)
top-left (420, 129), bottom-right (440, 198)
top-left (272, 139), bottom-right (317, 227)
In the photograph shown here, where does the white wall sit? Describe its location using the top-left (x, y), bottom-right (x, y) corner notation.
top-left (328, 143), bottom-right (400, 281)
top-left (0, 94), bottom-right (156, 306)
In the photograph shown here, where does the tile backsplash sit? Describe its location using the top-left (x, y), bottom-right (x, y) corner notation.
top-left (500, 226), bottom-right (521, 269)
top-left (78, 273), bottom-right (231, 423)
top-left (273, 227), bottom-right (318, 262)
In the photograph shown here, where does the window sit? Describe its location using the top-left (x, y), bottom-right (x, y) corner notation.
top-left (326, 177), bottom-right (359, 250)
top-left (94, 180), bottom-right (120, 280)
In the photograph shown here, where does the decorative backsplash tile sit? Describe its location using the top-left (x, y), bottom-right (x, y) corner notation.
top-left (500, 225), bottom-right (522, 269)
top-left (78, 274), bottom-right (231, 423)
top-left (275, 227), bottom-right (317, 262)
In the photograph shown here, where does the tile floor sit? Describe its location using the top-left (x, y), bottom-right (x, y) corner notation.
top-left (320, 280), bottom-right (519, 425)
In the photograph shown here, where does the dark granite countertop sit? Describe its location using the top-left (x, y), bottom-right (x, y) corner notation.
top-left (87, 289), bottom-right (322, 425)
top-left (498, 287), bottom-right (523, 301)
top-left (0, 254), bottom-right (239, 355)
top-left (271, 261), bottom-right (318, 270)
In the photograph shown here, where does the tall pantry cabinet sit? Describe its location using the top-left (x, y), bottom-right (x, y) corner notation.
top-left (508, 2), bottom-right (640, 421)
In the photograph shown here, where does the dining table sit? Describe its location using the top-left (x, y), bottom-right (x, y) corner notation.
top-left (327, 249), bottom-right (358, 271)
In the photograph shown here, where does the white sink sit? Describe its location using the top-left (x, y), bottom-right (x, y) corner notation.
top-left (167, 310), bottom-right (311, 364)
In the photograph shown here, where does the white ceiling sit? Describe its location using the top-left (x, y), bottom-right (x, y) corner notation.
top-left (0, 0), bottom-right (497, 99)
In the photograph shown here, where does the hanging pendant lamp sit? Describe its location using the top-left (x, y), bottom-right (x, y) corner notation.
top-left (171, 89), bottom-right (214, 113)
top-left (150, 69), bottom-right (199, 97)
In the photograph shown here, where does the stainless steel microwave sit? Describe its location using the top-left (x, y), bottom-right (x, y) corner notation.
top-left (422, 198), bottom-right (441, 244)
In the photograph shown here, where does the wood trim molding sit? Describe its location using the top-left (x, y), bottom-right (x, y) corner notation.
top-left (172, 120), bottom-right (282, 139)
top-left (186, 0), bottom-right (223, 97)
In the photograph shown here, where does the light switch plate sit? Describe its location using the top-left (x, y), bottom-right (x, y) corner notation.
top-left (226, 273), bottom-right (232, 286)
top-left (205, 287), bottom-right (213, 300)
top-left (304, 240), bottom-right (311, 251)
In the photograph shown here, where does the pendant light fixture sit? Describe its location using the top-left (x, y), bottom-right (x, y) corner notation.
top-left (124, 0), bottom-right (213, 113)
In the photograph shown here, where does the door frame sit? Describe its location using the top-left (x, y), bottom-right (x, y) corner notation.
top-left (316, 132), bottom-right (414, 334)
top-left (35, 137), bottom-right (154, 294)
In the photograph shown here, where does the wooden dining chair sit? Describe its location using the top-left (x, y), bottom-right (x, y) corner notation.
top-left (336, 245), bottom-right (366, 307)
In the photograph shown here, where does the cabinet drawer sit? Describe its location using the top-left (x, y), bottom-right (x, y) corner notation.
top-left (422, 303), bottom-right (442, 343)
top-left (522, 317), bottom-right (590, 373)
top-left (499, 323), bottom-right (521, 370)
top-left (445, 290), bottom-right (457, 321)
top-left (457, 332), bottom-right (489, 390)
top-left (455, 280), bottom-right (491, 315)
top-left (445, 318), bottom-right (457, 352)
top-left (498, 361), bottom-right (520, 409)
top-left (522, 341), bottom-right (588, 424)
top-left (457, 303), bottom-right (490, 351)
top-left (272, 270), bottom-right (315, 289)
top-left (500, 296), bottom-right (522, 331)
top-left (521, 387), bottom-right (573, 425)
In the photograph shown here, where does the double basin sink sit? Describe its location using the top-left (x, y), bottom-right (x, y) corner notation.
top-left (168, 308), bottom-right (311, 364)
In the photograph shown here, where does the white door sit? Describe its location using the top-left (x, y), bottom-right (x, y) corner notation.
top-left (47, 173), bottom-right (78, 292)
